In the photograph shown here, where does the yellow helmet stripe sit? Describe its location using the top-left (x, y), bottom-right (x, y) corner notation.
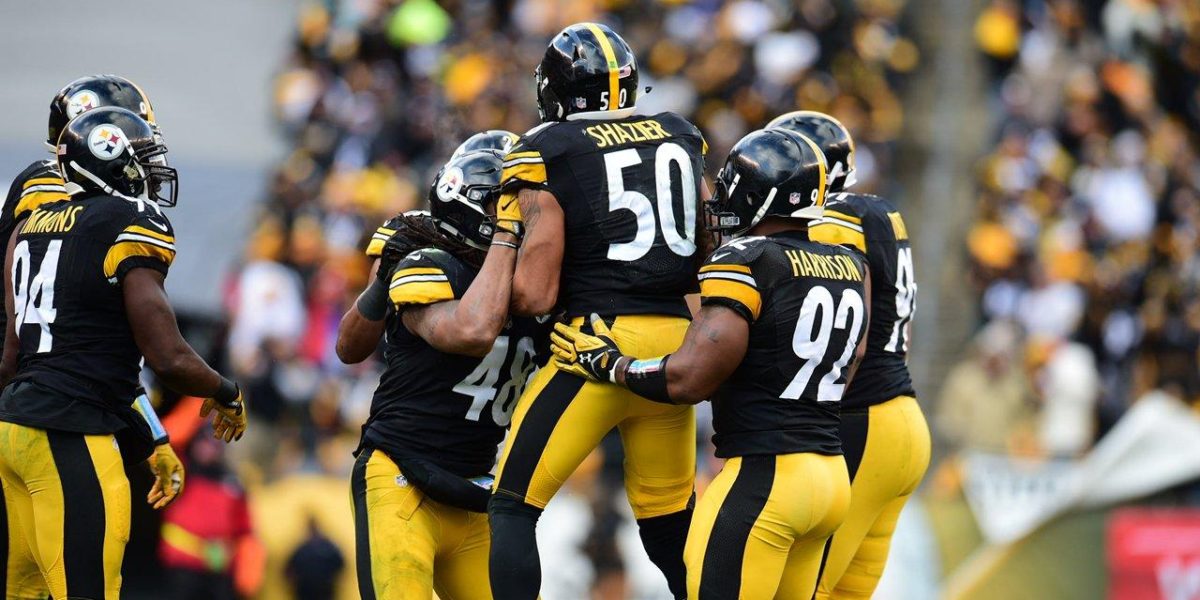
top-left (585, 23), bottom-right (620, 111)
top-left (797, 135), bottom-right (828, 205)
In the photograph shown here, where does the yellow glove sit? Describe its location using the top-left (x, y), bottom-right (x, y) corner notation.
top-left (494, 192), bottom-right (525, 240)
top-left (200, 386), bottom-right (248, 443)
top-left (550, 314), bottom-right (626, 383)
top-left (147, 442), bottom-right (184, 510)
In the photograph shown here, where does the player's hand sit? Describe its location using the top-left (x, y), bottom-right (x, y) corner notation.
top-left (200, 387), bottom-right (248, 443)
top-left (146, 442), bottom-right (184, 510)
top-left (550, 313), bottom-right (626, 383)
top-left (494, 192), bottom-right (524, 240)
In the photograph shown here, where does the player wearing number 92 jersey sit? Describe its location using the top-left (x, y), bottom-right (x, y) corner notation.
top-left (548, 128), bottom-right (870, 599)
top-left (771, 110), bottom-right (930, 600)
top-left (487, 22), bottom-right (705, 600)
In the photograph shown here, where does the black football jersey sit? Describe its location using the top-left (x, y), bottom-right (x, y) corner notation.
top-left (0, 159), bottom-right (70, 351)
top-left (0, 193), bottom-right (175, 436)
top-left (359, 247), bottom-right (551, 478)
top-left (500, 112), bottom-right (707, 319)
top-left (810, 193), bottom-right (917, 408)
top-left (700, 232), bottom-right (869, 457)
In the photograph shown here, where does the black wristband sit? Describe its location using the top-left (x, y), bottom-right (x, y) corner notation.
top-left (154, 435), bottom-right (171, 446)
top-left (624, 355), bottom-right (674, 404)
top-left (214, 377), bottom-right (242, 411)
top-left (356, 278), bottom-right (390, 321)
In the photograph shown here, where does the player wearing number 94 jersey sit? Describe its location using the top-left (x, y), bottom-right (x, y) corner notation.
top-left (552, 128), bottom-right (870, 600)
top-left (770, 111), bottom-right (930, 600)
top-left (0, 107), bottom-right (245, 600)
top-left (337, 149), bottom-right (548, 600)
top-left (486, 22), bottom-right (706, 600)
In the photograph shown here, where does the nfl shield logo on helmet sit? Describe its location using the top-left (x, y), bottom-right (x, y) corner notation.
top-left (789, 192), bottom-right (803, 205)
top-left (88, 125), bottom-right (127, 160)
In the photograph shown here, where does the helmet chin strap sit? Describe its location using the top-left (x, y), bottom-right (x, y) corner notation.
top-left (749, 187), bottom-right (779, 229)
top-left (68, 160), bottom-right (153, 212)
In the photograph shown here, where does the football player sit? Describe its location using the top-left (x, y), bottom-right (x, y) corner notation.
top-left (552, 129), bottom-right (871, 599)
top-left (0, 76), bottom-right (182, 600)
top-left (485, 23), bottom-right (707, 600)
top-left (0, 107), bottom-right (246, 600)
top-left (770, 111), bottom-right (930, 600)
top-left (337, 149), bottom-right (546, 600)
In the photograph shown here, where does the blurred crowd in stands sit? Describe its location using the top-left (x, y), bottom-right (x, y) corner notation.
top-left (186, 0), bottom-right (921, 597)
top-left (952, 0), bottom-right (1200, 458)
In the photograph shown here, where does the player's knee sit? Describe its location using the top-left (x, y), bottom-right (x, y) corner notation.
top-left (487, 494), bottom-right (542, 526)
top-left (625, 475), bottom-right (694, 519)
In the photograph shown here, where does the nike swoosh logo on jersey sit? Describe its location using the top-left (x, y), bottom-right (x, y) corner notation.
top-left (711, 252), bottom-right (731, 261)
top-left (146, 219), bottom-right (170, 232)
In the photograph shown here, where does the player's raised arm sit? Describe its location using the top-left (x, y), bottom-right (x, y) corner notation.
top-left (506, 187), bottom-right (563, 316)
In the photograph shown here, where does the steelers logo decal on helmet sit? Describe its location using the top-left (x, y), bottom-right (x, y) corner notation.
top-left (436, 166), bottom-right (465, 202)
top-left (67, 90), bottom-right (100, 119)
top-left (88, 125), bottom-right (127, 160)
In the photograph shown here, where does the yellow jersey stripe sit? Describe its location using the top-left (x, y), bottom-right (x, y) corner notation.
top-left (125, 225), bottom-right (175, 244)
top-left (365, 238), bottom-right (386, 257)
top-left (103, 241), bottom-right (176, 278)
top-left (888, 212), bottom-right (909, 241)
top-left (22, 177), bottom-right (64, 189)
top-left (823, 210), bottom-right (862, 225)
top-left (504, 151), bottom-right (542, 161)
top-left (502, 162), bottom-right (548, 186)
top-left (585, 23), bottom-right (620, 111)
top-left (700, 279), bottom-right (762, 321)
top-left (699, 263), bottom-right (752, 274)
top-left (390, 280), bottom-right (455, 307)
top-left (391, 266), bottom-right (445, 281)
top-left (810, 222), bottom-right (867, 253)
top-left (14, 191), bottom-right (68, 219)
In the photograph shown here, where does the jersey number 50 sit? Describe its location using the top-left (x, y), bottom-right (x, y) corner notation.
top-left (12, 240), bottom-right (61, 353)
top-left (603, 142), bottom-right (697, 261)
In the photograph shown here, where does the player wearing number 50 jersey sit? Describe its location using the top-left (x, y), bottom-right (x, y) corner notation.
top-left (486, 22), bottom-right (706, 600)
top-left (553, 128), bottom-right (870, 600)
top-left (337, 149), bottom-right (548, 600)
top-left (0, 107), bottom-right (245, 600)
top-left (771, 111), bottom-right (931, 600)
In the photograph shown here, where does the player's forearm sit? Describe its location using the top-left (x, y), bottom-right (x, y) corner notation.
top-left (337, 302), bottom-right (385, 364)
top-left (509, 188), bottom-right (562, 316)
top-left (446, 233), bottom-right (519, 348)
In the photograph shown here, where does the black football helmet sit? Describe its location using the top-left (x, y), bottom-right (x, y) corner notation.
top-left (56, 107), bottom-right (178, 206)
top-left (535, 22), bottom-right (638, 121)
top-left (707, 129), bottom-right (828, 236)
top-left (428, 150), bottom-right (504, 249)
top-left (47, 75), bottom-right (158, 150)
top-left (451, 130), bottom-right (519, 160)
top-left (767, 111), bottom-right (856, 193)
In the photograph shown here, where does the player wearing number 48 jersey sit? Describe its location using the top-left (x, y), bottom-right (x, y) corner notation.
top-left (337, 148), bottom-right (549, 600)
top-left (485, 22), bottom-right (706, 600)
top-left (0, 107), bottom-right (245, 600)
top-left (770, 111), bottom-right (930, 600)
top-left (553, 128), bottom-right (870, 599)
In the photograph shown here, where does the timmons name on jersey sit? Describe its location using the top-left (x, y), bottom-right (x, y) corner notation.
top-left (785, 249), bottom-right (863, 282)
top-left (584, 119), bottom-right (673, 148)
top-left (20, 205), bottom-right (84, 235)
